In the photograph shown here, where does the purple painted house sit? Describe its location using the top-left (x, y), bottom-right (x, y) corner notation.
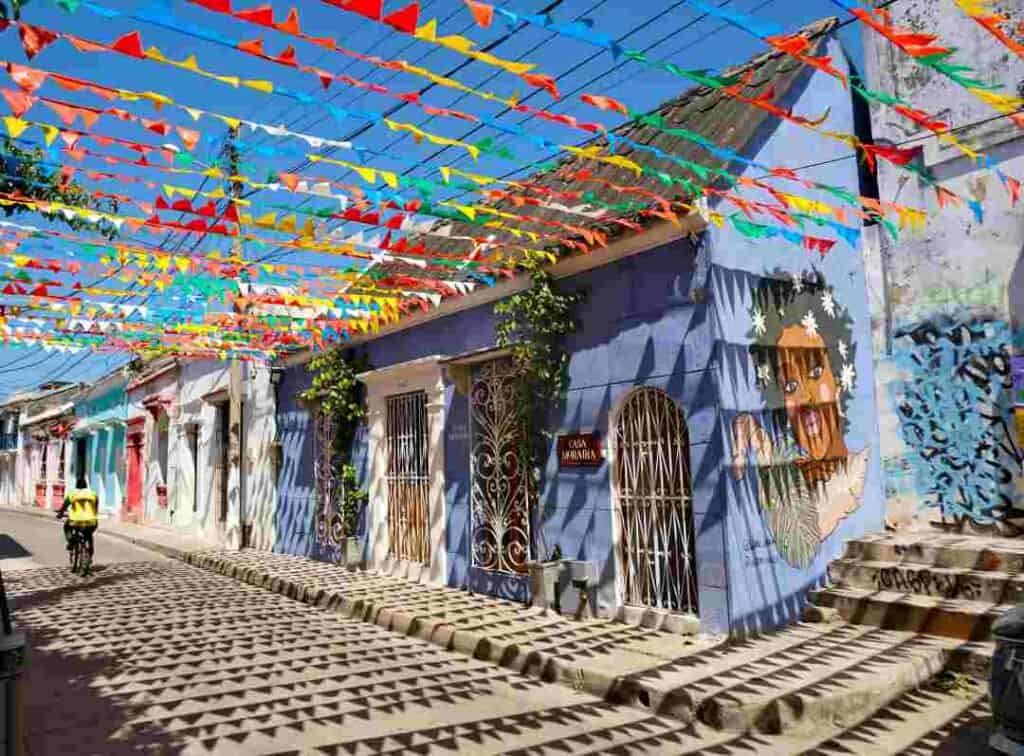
top-left (274, 18), bottom-right (884, 636)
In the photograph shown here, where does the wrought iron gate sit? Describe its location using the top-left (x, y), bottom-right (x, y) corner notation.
top-left (612, 387), bottom-right (698, 613)
top-left (386, 390), bottom-right (430, 564)
top-left (313, 409), bottom-right (344, 556)
top-left (470, 358), bottom-right (531, 574)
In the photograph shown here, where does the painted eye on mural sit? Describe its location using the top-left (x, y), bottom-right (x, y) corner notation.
top-left (809, 366), bottom-right (823, 379)
top-left (784, 380), bottom-right (798, 394)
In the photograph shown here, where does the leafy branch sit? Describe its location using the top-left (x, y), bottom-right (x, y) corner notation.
top-left (0, 0), bottom-right (27, 20)
top-left (0, 138), bottom-right (119, 239)
top-left (494, 256), bottom-right (584, 487)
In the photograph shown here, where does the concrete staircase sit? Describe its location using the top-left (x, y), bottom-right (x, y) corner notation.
top-left (810, 530), bottom-right (1023, 651)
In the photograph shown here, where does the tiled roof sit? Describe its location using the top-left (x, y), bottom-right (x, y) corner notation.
top-left (378, 16), bottom-right (839, 283)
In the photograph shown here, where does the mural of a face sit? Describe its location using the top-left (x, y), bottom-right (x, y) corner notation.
top-left (732, 269), bottom-right (869, 569)
top-left (776, 325), bottom-right (846, 485)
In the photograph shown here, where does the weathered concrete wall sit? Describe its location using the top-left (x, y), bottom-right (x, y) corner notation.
top-left (862, 0), bottom-right (1024, 530)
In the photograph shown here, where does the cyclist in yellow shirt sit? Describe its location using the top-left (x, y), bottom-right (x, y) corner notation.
top-left (56, 476), bottom-right (99, 558)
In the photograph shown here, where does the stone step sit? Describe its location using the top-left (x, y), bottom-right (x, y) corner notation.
top-left (843, 533), bottom-right (1024, 573)
top-left (809, 586), bottom-right (1008, 643)
top-left (801, 673), bottom-right (990, 755)
top-left (610, 623), bottom-right (987, 737)
top-left (828, 558), bottom-right (1024, 604)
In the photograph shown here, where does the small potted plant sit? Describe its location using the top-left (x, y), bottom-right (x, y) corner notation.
top-left (527, 544), bottom-right (565, 613)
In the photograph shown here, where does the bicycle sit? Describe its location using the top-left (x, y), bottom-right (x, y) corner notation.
top-left (57, 513), bottom-right (93, 577)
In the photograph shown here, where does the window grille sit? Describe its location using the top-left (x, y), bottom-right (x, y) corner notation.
top-left (386, 390), bottom-right (430, 564)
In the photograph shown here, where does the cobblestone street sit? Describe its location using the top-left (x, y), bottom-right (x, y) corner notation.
top-left (0, 512), bottom-right (996, 755)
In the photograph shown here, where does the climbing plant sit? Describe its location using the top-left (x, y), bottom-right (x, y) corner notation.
top-left (494, 256), bottom-right (584, 484)
top-left (301, 348), bottom-right (371, 536)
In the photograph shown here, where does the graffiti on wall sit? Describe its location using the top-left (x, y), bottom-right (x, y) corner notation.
top-left (732, 270), bottom-right (870, 568)
top-left (891, 318), bottom-right (1023, 525)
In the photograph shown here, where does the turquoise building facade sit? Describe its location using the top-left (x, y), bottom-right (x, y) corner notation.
top-left (72, 369), bottom-right (130, 516)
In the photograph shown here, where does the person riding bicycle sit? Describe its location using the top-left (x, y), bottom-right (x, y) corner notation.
top-left (56, 476), bottom-right (99, 558)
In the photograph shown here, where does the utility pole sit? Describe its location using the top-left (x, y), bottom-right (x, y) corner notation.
top-left (225, 126), bottom-right (247, 549)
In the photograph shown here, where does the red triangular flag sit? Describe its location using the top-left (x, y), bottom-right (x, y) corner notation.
top-left (238, 38), bottom-right (266, 57)
top-left (8, 63), bottom-right (47, 93)
top-left (521, 73), bottom-right (560, 99)
top-left (142, 118), bottom-right (171, 136)
top-left (1, 88), bottom-right (36, 117)
top-left (111, 31), bottom-right (145, 59)
top-left (235, 4), bottom-right (276, 27)
top-left (464, 0), bottom-right (493, 28)
top-left (342, 0), bottom-right (383, 21)
top-left (274, 45), bottom-right (297, 66)
top-left (176, 126), bottom-right (200, 151)
top-left (193, 0), bottom-right (232, 11)
top-left (155, 195), bottom-right (170, 210)
top-left (222, 202), bottom-right (239, 223)
top-left (196, 200), bottom-right (218, 217)
top-left (277, 8), bottom-right (301, 34)
top-left (18, 25), bottom-right (58, 60)
top-left (383, 1), bottom-right (419, 33)
top-left (46, 101), bottom-right (79, 126)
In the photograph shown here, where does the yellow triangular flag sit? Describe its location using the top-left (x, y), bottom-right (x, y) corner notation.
top-left (415, 19), bottom-right (438, 42)
top-left (3, 117), bottom-right (29, 139)
top-left (243, 79), bottom-right (273, 94)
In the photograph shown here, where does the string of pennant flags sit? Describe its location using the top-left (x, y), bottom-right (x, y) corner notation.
top-left (0, 0), bottom-right (1014, 359)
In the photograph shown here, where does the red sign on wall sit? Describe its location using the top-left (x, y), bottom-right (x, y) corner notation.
top-left (557, 433), bottom-right (604, 467)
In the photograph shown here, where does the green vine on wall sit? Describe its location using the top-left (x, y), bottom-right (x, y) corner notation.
top-left (494, 257), bottom-right (584, 489)
top-left (301, 348), bottom-right (371, 536)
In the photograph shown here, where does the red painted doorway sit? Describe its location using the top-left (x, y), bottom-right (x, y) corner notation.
top-left (125, 419), bottom-right (145, 522)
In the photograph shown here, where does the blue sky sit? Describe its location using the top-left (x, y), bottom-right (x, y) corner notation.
top-left (0, 0), bottom-right (866, 396)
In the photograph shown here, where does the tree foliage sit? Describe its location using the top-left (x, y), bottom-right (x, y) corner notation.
top-left (0, 138), bottom-right (120, 239)
top-left (0, 0), bottom-right (27, 20)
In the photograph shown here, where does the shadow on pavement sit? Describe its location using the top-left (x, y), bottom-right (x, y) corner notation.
top-left (0, 534), bottom-right (31, 559)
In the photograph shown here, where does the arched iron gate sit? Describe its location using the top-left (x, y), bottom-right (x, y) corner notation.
top-left (611, 387), bottom-right (699, 613)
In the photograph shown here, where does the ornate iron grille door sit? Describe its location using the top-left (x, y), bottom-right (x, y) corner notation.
top-left (313, 409), bottom-right (344, 556)
top-left (470, 358), bottom-right (531, 574)
top-left (386, 390), bottom-right (430, 564)
top-left (612, 387), bottom-right (698, 613)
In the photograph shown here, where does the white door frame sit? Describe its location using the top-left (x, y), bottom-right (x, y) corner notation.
top-left (360, 356), bottom-right (448, 584)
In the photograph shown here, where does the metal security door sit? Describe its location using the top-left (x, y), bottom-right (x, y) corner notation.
top-left (386, 391), bottom-right (430, 564)
top-left (612, 387), bottom-right (698, 613)
top-left (470, 358), bottom-right (531, 574)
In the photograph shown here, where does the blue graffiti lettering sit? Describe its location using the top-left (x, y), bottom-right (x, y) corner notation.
top-left (891, 319), bottom-right (1022, 524)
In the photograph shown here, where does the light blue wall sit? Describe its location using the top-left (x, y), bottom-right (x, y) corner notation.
top-left (73, 380), bottom-right (129, 515)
